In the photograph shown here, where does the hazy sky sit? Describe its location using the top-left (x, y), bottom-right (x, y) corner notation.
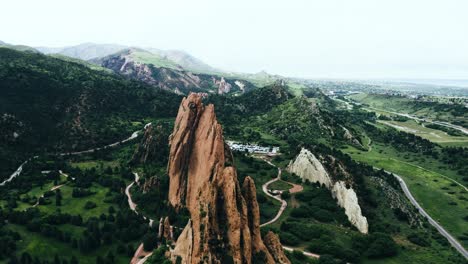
top-left (2, 0), bottom-right (468, 79)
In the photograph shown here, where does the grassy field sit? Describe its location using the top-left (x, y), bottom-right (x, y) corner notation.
top-left (343, 144), bottom-right (468, 248)
top-left (70, 160), bottom-right (121, 170)
top-left (347, 93), bottom-right (467, 128)
top-left (377, 119), bottom-right (468, 147)
top-left (269, 180), bottom-right (293, 191)
top-left (37, 183), bottom-right (116, 220)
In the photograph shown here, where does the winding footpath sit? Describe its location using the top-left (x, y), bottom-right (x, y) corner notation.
top-left (259, 157), bottom-right (319, 259)
top-left (126, 172), bottom-right (155, 264)
top-left (0, 123), bottom-right (151, 187)
top-left (260, 171), bottom-right (288, 227)
top-left (392, 172), bottom-right (468, 259)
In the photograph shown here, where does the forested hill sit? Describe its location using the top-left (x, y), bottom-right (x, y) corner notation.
top-left (0, 47), bottom-right (182, 179)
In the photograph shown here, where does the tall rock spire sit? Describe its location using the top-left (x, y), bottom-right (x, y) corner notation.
top-left (167, 93), bottom-right (289, 264)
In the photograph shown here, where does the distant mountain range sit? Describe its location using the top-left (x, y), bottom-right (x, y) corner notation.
top-left (35, 42), bottom-right (218, 73)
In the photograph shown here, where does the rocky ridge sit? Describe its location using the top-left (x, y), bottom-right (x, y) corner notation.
top-left (287, 148), bottom-right (368, 233)
top-left (167, 93), bottom-right (289, 264)
top-left (94, 49), bottom-right (252, 95)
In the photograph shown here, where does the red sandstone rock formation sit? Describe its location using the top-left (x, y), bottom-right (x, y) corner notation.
top-left (263, 232), bottom-right (291, 264)
top-left (167, 94), bottom-right (289, 264)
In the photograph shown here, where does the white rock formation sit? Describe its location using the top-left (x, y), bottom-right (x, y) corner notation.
top-left (332, 181), bottom-right (368, 233)
top-left (287, 148), bottom-right (368, 234)
top-left (287, 148), bottom-right (332, 187)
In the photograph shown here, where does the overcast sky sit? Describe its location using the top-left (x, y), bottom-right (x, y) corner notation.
top-left (1, 0), bottom-right (467, 79)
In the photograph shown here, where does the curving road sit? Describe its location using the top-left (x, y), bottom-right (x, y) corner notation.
top-left (392, 173), bottom-right (468, 259)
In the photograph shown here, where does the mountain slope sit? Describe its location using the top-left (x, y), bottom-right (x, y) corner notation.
top-left (36, 42), bottom-right (127, 60)
top-left (0, 47), bottom-right (181, 180)
top-left (93, 48), bottom-right (255, 94)
top-left (0, 40), bottom-right (39, 53)
top-left (145, 48), bottom-right (219, 73)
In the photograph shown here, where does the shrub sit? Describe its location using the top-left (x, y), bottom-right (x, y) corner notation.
top-left (366, 233), bottom-right (398, 258)
top-left (84, 201), bottom-right (97, 210)
top-left (407, 231), bottom-right (431, 247)
top-left (279, 232), bottom-right (300, 246)
top-left (143, 234), bottom-right (158, 252)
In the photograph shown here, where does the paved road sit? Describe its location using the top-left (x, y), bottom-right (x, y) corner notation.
top-left (390, 171), bottom-right (468, 259)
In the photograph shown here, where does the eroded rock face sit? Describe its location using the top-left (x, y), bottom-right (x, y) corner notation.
top-left (168, 94), bottom-right (288, 264)
top-left (332, 181), bottom-right (368, 233)
top-left (163, 217), bottom-right (173, 241)
top-left (263, 232), bottom-right (291, 264)
top-left (131, 124), bottom-right (169, 165)
top-left (140, 176), bottom-right (160, 193)
top-left (287, 148), bottom-right (332, 187)
top-left (287, 147), bottom-right (368, 234)
top-left (242, 177), bottom-right (275, 263)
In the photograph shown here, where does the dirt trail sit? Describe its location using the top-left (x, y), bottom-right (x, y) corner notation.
top-left (257, 156), bottom-right (320, 259)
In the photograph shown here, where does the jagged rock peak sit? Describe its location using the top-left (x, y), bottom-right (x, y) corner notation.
top-left (168, 93), bottom-right (288, 264)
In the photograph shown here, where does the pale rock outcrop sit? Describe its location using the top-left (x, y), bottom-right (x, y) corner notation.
top-left (287, 148), bottom-right (332, 187)
top-left (234, 80), bottom-right (246, 92)
top-left (287, 148), bottom-right (369, 234)
top-left (168, 93), bottom-right (288, 264)
top-left (172, 220), bottom-right (193, 263)
top-left (213, 77), bottom-right (232, 94)
top-left (332, 181), bottom-right (368, 233)
top-left (163, 217), bottom-right (173, 241)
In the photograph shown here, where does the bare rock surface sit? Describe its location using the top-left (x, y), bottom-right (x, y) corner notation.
top-left (287, 147), bottom-right (368, 233)
top-left (168, 94), bottom-right (288, 264)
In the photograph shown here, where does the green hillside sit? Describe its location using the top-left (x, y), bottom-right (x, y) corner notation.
top-left (0, 47), bottom-right (181, 180)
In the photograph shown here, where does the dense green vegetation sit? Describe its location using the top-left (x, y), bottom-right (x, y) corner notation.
top-left (0, 47), bottom-right (466, 263)
top-left (0, 141), bottom-right (150, 263)
top-left (0, 47), bottom-right (182, 180)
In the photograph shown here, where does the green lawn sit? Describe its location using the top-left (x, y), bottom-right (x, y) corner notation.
top-left (269, 180), bottom-right (293, 191)
top-left (35, 183), bottom-right (117, 220)
top-left (377, 120), bottom-right (468, 146)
